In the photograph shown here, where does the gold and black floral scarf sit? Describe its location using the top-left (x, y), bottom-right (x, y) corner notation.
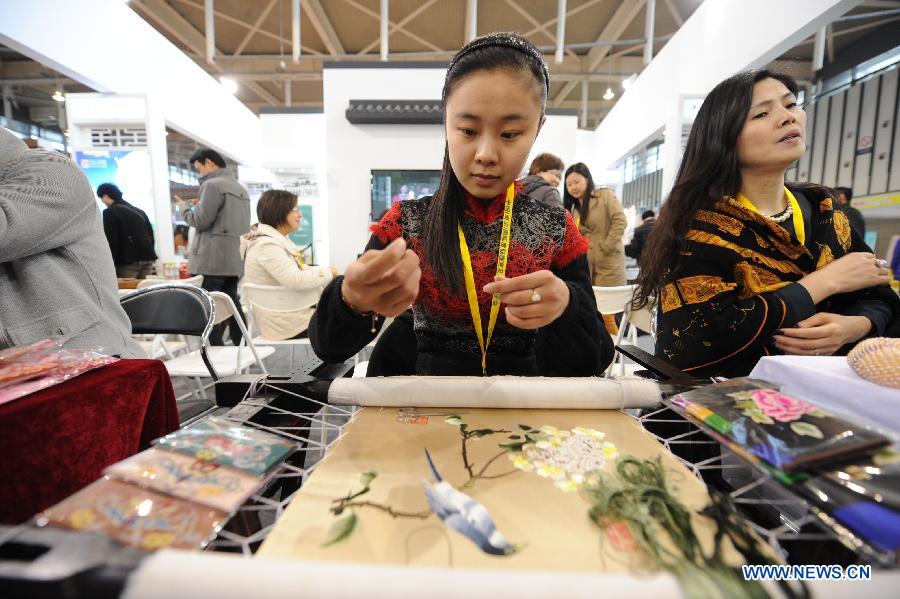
top-left (656, 186), bottom-right (899, 378)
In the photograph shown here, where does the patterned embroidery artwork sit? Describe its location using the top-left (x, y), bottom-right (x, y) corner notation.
top-left (672, 378), bottom-right (890, 473)
top-left (257, 408), bottom-right (758, 580)
top-left (105, 447), bottom-right (267, 513)
top-left (37, 478), bottom-right (226, 551)
top-left (154, 416), bottom-right (296, 475)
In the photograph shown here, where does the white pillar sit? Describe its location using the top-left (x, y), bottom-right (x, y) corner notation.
top-left (466, 0), bottom-right (478, 43)
top-left (2, 85), bottom-right (12, 125)
top-left (292, 0), bottom-right (301, 63)
top-left (812, 26), bottom-right (826, 72)
top-left (643, 0), bottom-right (656, 66)
top-left (205, 0), bottom-right (215, 64)
top-left (555, 0), bottom-right (567, 65)
top-left (380, 0), bottom-right (389, 61)
top-left (580, 80), bottom-right (588, 129)
top-left (145, 96), bottom-right (176, 264)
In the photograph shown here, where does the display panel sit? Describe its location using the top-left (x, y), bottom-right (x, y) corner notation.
top-left (370, 170), bottom-right (441, 222)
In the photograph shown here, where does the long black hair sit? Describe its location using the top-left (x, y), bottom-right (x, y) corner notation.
top-left (562, 162), bottom-right (595, 223)
top-left (422, 32), bottom-right (548, 293)
top-left (633, 69), bottom-right (803, 309)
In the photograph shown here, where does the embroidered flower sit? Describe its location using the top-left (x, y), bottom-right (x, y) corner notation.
top-left (509, 426), bottom-right (617, 492)
top-left (750, 389), bottom-right (816, 422)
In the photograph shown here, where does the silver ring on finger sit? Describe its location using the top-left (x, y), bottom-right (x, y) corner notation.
top-left (530, 289), bottom-right (542, 303)
top-left (875, 258), bottom-right (889, 269)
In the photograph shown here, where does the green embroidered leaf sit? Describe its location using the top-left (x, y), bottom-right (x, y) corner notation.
top-left (359, 470), bottom-right (377, 488)
top-left (518, 424), bottom-right (532, 431)
top-left (472, 429), bottom-right (495, 438)
top-left (444, 416), bottom-right (463, 426)
top-left (322, 513), bottom-right (358, 547)
top-left (790, 421), bottom-right (823, 439)
top-left (498, 442), bottom-right (524, 452)
top-left (807, 408), bottom-right (833, 419)
top-left (727, 391), bottom-right (754, 402)
top-left (742, 408), bottom-right (773, 425)
top-left (459, 423), bottom-right (469, 433)
top-left (509, 435), bottom-right (521, 440)
top-left (734, 399), bottom-right (757, 411)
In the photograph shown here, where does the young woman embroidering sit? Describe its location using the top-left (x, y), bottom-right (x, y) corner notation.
top-left (310, 33), bottom-right (612, 376)
top-left (633, 70), bottom-right (899, 378)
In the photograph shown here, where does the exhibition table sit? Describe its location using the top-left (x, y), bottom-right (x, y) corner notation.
top-left (0, 359), bottom-right (179, 524)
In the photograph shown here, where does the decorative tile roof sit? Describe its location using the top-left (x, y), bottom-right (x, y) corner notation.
top-left (345, 100), bottom-right (442, 124)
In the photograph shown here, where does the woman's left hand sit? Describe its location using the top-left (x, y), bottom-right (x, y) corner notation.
top-left (772, 312), bottom-right (872, 356)
top-left (482, 270), bottom-right (570, 330)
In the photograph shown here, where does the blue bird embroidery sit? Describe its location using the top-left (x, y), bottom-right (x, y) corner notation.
top-left (422, 449), bottom-right (517, 556)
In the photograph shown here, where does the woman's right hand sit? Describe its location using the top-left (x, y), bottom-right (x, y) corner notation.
top-left (340, 238), bottom-right (421, 317)
top-left (800, 252), bottom-right (891, 303)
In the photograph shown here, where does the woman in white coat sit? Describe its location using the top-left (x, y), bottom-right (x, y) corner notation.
top-left (241, 190), bottom-right (336, 339)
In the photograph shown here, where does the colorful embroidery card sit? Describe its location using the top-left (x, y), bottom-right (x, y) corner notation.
top-left (38, 478), bottom-right (226, 551)
top-left (105, 448), bottom-right (265, 513)
top-left (154, 416), bottom-right (295, 475)
top-left (673, 378), bottom-right (889, 472)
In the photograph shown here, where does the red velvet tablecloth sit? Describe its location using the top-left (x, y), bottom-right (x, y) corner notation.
top-left (0, 359), bottom-right (179, 524)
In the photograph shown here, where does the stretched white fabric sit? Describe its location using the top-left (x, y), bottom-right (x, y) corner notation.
top-left (124, 550), bottom-right (681, 599)
top-left (327, 376), bottom-right (661, 409)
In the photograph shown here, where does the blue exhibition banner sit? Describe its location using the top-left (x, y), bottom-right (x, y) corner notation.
top-left (74, 149), bottom-right (156, 227)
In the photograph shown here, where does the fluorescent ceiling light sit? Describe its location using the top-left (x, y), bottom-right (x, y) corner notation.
top-left (52, 89), bottom-right (65, 102)
top-left (220, 77), bottom-right (239, 94)
top-left (603, 87), bottom-right (615, 101)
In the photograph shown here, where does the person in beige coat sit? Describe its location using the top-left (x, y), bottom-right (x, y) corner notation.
top-left (240, 190), bottom-right (336, 340)
top-left (564, 163), bottom-right (627, 335)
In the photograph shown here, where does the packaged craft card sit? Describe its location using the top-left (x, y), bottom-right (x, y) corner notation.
top-left (154, 416), bottom-right (296, 475)
top-left (37, 478), bottom-right (226, 551)
top-left (105, 447), bottom-right (266, 513)
top-left (672, 378), bottom-right (889, 472)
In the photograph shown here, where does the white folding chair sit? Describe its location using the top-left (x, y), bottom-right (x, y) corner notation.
top-left (592, 285), bottom-right (656, 377)
top-left (241, 283), bottom-right (324, 366)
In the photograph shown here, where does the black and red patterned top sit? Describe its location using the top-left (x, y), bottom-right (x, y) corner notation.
top-left (310, 185), bottom-right (613, 376)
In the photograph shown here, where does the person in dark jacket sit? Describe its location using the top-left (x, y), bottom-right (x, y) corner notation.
top-left (97, 183), bottom-right (157, 279)
top-left (625, 209), bottom-right (655, 260)
top-left (521, 152), bottom-right (563, 207)
top-left (834, 187), bottom-right (865, 239)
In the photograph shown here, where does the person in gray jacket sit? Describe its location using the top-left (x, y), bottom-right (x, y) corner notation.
top-left (0, 126), bottom-right (143, 357)
top-left (521, 152), bottom-right (563, 207)
top-left (176, 148), bottom-right (250, 346)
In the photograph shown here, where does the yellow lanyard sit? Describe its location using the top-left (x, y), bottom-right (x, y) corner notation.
top-left (736, 187), bottom-right (805, 246)
top-left (457, 183), bottom-right (515, 375)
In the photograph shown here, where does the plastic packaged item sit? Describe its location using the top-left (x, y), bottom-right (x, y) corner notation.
top-left (672, 378), bottom-right (890, 473)
top-left (154, 416), bottom-right (296, 475)
top-left (105, 447), bottom-right (268, 513)
top-left (36, 478), bottom-right (226, 551)
top-left (0, 340), bottom-right (117, 406)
